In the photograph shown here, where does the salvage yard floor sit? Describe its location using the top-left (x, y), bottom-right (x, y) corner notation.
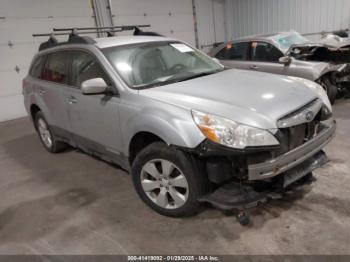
top-left (0, 100), bottom-right (349, 255)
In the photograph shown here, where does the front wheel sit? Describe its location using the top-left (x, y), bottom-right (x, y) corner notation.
top-left (131, 142), bottom-right (208, 217)
top-left (319, 78), bottom-right (338, 105)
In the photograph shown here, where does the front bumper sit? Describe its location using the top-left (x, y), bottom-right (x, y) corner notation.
top-left (248, 120), bottom-right (336, 180)
top-left (200, 150), bottom-right (329, 210)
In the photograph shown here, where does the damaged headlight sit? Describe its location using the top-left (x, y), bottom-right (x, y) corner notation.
top-left (192, 111), bottom-right (279, 149)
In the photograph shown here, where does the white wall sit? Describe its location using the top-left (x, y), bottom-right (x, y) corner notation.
top-left (0, 0), bottom-right (223, 122)
top-left (0, 0), bottom-right (95, 122)
top-left (195, 0), bottom-right (227, 52)
top-left (225, 0), bottom-right (350, 41)
top-left (110, 0), bottom-right (227, 52)
top-left (110, 0), bottom-right (196, 45)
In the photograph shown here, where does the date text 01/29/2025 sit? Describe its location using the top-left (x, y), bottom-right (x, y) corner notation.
top-left (127, 255), bottom-right (220, 261)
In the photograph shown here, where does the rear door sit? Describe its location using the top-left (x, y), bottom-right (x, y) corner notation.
top-left (39, 51), bottom-right (71, 138)
top-left (249, 41), bottom-right (286, 75)
top-left (214, 41), bottom-right (252, 70)
top-left (64, 50), bottom-right (123, 157)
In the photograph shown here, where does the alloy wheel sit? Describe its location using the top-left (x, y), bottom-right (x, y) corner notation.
top-left (37, 118), bottom-right (52, 148)
top-left (140, 159), bottom-right (189, 209)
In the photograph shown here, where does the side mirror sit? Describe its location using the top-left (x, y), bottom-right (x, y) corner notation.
top-left (279, 56), bottom-right (292, 65)
top-left (81, 78), bottom-right (108, 95)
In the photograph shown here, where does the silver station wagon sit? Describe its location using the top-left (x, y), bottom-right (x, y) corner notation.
top-left (23, 26), bottom-right (336, 224)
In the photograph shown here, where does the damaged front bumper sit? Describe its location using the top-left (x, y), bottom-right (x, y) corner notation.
top-left (248, 120), bottom-right (336, 180)
top-left (199, 120), bottom-right (336, 211)
top-left (199, 151), bottom-right (328, 210)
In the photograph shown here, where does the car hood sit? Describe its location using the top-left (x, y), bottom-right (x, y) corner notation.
top-left (139, 69), bottom-right (320, 129)
top-left (319, 34), bottom-right (350, 48)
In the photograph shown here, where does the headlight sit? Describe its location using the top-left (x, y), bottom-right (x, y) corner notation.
top-left (192, 111), bottom-right (279, 149)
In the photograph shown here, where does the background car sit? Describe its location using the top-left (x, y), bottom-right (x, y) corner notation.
top-left (209, 31), bottom-right (350, 104)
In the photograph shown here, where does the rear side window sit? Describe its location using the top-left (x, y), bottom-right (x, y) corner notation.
top-left (42, 52), bottom-right (69, 84)
top-left (70, 51), bottom-right (111, 87)
top-left (215, 42), bottom-right (249, 60)
top-left (29, 56), bottom-right (45, 79)
top-left (251, 42), bottom-right (283, 62)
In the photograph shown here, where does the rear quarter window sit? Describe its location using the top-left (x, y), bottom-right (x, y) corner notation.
top-left (42, 52), bottom-right (69, 84)
top-left (29, 56), bottom-right (45, 79)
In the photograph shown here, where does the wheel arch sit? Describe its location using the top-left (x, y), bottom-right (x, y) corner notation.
top-left (30, 104), bottom-right (41, 125)
top-left (128, 131), bottom-right (166, 166)
top-left (122, 109), bottom-right (205, 163)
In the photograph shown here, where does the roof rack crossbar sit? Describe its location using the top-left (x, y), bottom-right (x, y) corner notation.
top-left (33, 24), bottom-right (161, 51)
top-left (52, 24), bottom-right (150, 32)
top-left (32, 29), bottom-right (124, 38)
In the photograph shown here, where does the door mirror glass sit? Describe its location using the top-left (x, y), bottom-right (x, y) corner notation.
top-left (279, 56), bottom-right (292, 65)
top-left (81, 78), bottom-right (108, 95)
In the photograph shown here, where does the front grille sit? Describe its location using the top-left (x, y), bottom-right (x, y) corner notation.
top-left (275, 120), bottom-right (321, 156)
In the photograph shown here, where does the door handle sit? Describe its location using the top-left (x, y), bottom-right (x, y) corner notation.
top-left (39, 88), bottom-right (46, 95)
top-left (250, 65), bottom-right (260, 70)
top-left (68, 96), bottom-right (77, 104)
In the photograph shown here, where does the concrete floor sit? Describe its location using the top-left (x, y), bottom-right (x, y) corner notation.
top-left (0, 100), bottom-right (349, 255)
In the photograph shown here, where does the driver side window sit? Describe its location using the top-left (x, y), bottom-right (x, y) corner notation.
top-left (70, 51), bottom-right (112, 88)
top-left (250, 42), bottom-right (283, 62)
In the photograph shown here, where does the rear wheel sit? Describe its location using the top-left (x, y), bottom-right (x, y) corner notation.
top-left (131, 142), bottom-right (208, 217)
top-left (34, 111), bottom-right (68, 153)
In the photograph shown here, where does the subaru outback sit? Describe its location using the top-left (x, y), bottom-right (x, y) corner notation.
top-left (23, 28), bottom-right (336, 218)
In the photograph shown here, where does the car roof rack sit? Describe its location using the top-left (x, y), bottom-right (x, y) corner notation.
top-left (33, 24), bottom-right (162, 51)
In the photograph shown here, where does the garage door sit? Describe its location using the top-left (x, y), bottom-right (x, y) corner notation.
top-left (195, 0), bottom-right (226, 53)
top-left (110, 0), bottom-right (196, 46)
top-left (0, 0), bottom-right (95, 122)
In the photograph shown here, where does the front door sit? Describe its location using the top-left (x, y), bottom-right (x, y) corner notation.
top-left (64, 50), bottom-right (123, 159)
top-left (248, 41), bottom-right (287, 75)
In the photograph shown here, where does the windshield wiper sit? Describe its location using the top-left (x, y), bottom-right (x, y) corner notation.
top-left (134, 69), bottom-right (223, 89)
top-left (169, 69), bottom-right (224, 83)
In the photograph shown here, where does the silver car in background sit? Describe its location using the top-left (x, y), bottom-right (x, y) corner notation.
top-left (23, 31), bottom-right (336, 221)
top-left (209, 31), bottom-right (350, 104)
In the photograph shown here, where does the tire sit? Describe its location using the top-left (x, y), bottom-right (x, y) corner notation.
top-left (131, 142), bottom-right (208, 217)
top-left (34, 111), bottom-right (68, 153)
top-left (321, 78), bottom-right (338, 105)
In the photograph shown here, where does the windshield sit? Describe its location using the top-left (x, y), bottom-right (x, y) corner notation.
top-left (102, 41), bottom-right (223, 89)
top-left (271, 32), bottom-right (309, 52)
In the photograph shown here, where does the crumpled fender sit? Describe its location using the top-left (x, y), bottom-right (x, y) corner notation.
top-left (317, 63), bottom-right (350, 81)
